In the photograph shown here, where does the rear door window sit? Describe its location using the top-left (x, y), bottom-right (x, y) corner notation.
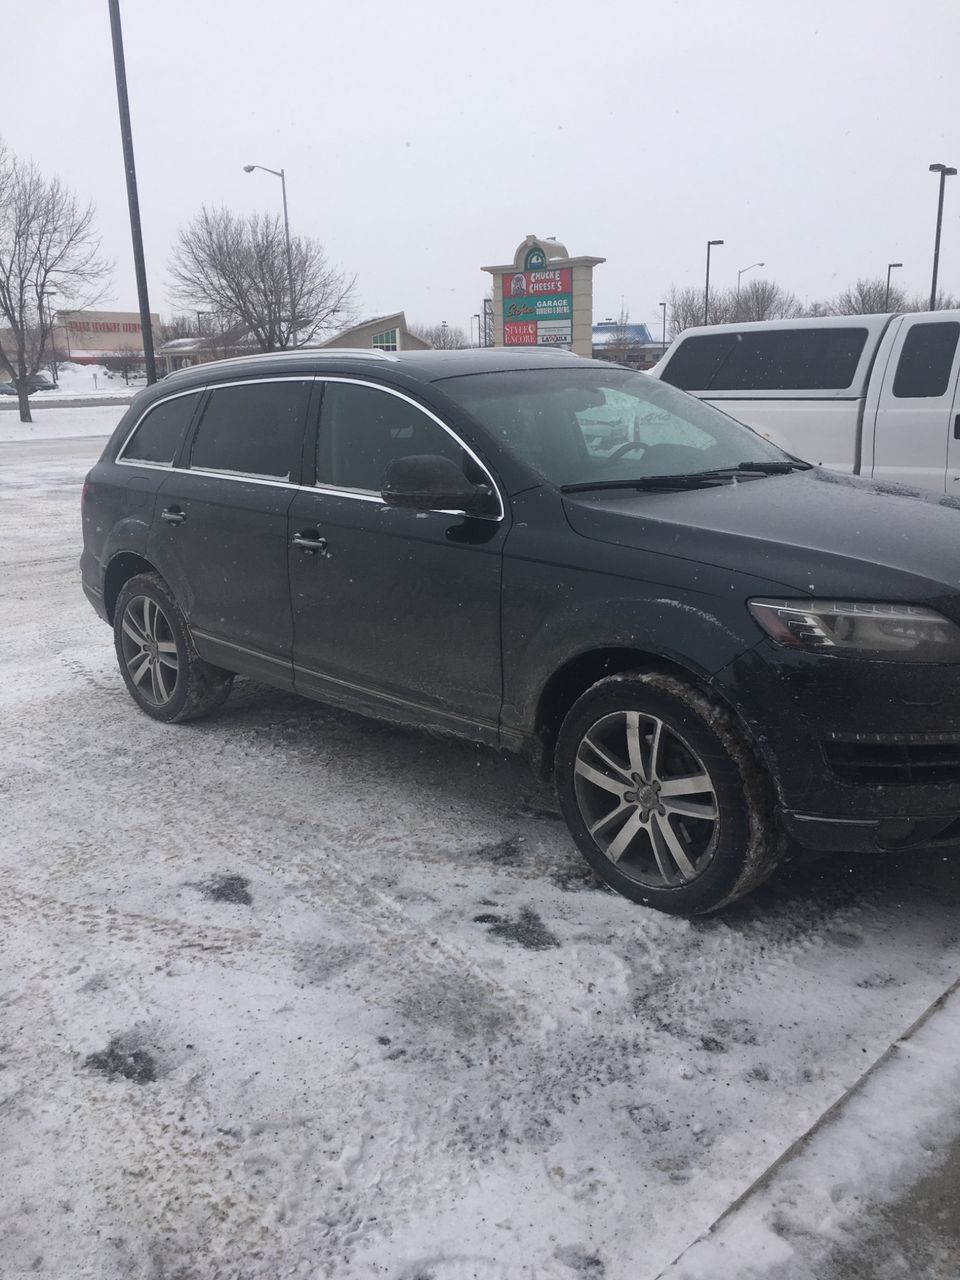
top-left (892, 322), bottom-right (960, 398)
top-left (190, 379), bottom-right (311, 480)
top-left (121, 392), bottom-right (201, 465)
top-left (662, 328), bottom-right (868, 392)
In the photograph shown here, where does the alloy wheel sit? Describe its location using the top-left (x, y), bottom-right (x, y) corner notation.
top-left (119, 595), bottom-right (180, 707)
top-left (573, 710), bottom-right (719, 889)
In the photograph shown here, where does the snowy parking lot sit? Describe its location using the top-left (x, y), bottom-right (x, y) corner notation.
top-left (3, 408), bottom-right (960, 1279)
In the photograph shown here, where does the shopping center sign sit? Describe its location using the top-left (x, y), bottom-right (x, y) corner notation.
top-left (502, 268), bottom-right (572, 345)
top-left (482, 236), bottom-right (605, 357)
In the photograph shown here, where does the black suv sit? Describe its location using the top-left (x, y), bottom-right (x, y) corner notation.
top-left (81, 349), bottom-right (960, 913)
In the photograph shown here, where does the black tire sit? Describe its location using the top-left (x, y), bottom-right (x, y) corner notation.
top-left (113, 572), bottom-right (233, 724)
top-left (555, 672), bottom-right (782, 915)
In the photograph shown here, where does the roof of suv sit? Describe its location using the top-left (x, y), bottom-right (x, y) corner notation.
top-left (157, 346), bottom-right (601, 394)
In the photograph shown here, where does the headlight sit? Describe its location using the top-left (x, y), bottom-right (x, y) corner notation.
top-left (748, 599), bottom-right (960, 662)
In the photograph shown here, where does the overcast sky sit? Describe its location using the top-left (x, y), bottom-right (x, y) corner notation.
top-left (5, 0), bottom-right (959, 335)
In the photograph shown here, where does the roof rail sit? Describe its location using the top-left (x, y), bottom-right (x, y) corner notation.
top-left (162, 347), bottom-right (401, 380)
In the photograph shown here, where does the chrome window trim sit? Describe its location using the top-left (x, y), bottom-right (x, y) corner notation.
top-left (313, 375), bottom-right (505, 521)
top-left (115, 373), bottom-right (506, 521)
top-left (181, 468), bottom-right (302, 490)
top-left (117, 375), bottom-right (314, 479)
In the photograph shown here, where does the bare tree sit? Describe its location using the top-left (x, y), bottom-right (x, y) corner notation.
top-left (666, 285), bottom-right (737, 336)
top-left (159, 312), bottom-right (200, 342)
top-left (169, 206), bottom-right (356, 352)
top-left (822, 277), bottom-right (909, 316)
top-left (0, 141), bottom-right (110, 422)
top-left (666, 279), bottom-right (803, 335)
top-left (906, 290), bottom-right (960, 313)
top-left (411, 322), bottom-right (468, 349)
top-left (102, 345), bottom-right (142, 385)
top-left (733, 279), bottom-right (801, 322)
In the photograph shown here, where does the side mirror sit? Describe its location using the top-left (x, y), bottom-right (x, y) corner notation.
top-left (381, 454), bottom-right (498, 518)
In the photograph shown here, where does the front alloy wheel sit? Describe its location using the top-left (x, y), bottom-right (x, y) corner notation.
top-left (556, 672), bottom-right (781, 914)
top-left (574, 710), bottom-right (719, 889)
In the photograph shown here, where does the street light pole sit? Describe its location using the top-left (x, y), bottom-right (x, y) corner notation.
top-left (659, 301), bottom-right (667, 354)
top-left (244, 163), bottom-right (297, 347)
top-left (107, 0), bottom-right (157, 384)
top-left (884, 261), bottom-right (903, 311)
top-left (472, 313), bottom-right (481, 348)
top-left (736, 261), bottom-right (765, 299)
top-left (704, 240), bottom-right (724, 325)
top-left (928, 163), bottom-right (957, 311)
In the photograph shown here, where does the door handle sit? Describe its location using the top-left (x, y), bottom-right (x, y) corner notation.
top-left (954, 414), bottom-right (960, 441)
top-left (161, 507), bottom-right (186, 525)
top-left (291, 531), bottom-right (327, 554)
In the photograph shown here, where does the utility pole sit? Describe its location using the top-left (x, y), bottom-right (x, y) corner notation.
top-left (884, 262), bottom-right (902, 312)
top-left (928, 163), bottom-right (956, 311)
top-left (107, 0), bottom-right (157, 383)
top-left (704, 240), bottom-right (724, 325)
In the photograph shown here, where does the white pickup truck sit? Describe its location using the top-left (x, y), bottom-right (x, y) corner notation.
top-left (652, 312), bottom-right (960, 493)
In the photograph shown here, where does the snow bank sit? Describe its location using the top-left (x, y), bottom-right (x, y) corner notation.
top-left (0, 403), bottom-right (127, 443)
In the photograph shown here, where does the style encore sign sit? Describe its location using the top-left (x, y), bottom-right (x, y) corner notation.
top-left (502, 267), bottom-right (573, 346)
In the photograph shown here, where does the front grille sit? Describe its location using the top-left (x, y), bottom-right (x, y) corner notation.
top-left (824, 737), bottom-right (960, 786)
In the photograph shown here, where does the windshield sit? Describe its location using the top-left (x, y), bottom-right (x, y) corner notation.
top-left (438, 367), bottom-right (794, 489)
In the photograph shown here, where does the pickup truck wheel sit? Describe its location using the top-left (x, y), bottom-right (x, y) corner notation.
top-left (555, 672), bottom-right (781, 915)
top-left (114, 573), bottom-right (233, 724)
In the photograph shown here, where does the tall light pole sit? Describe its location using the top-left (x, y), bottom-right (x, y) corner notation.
top-left (736, 261), bottom-right (764, 299)
top-left (108, 0), bottom-right (157, 383)
top-left (46, 292), bottom-right (59, 385)
top-left (659, 301), bottom-right (667, 354)
top-left (928, 163), bottom-right (956, 311)
top-left (704, 239), bottom-right (724, 325)
top-left (884, 262), bottom-right (903, 311)
top-left (472, 313), bottom-right (481, 348)
top-left (243, 163), bottom-right (297, 346)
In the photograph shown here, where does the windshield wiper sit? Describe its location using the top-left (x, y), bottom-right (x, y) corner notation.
top-left (560, 475), bottom-right (732, 494)
top-left (560, 459), bottom-right (811, 495)
top-left (733, 460), bottom-right (811, 474)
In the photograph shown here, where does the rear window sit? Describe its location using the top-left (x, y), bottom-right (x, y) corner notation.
top-left (893, 321), bottom-right (960, 398)
top-left (190, 379), bottom-right (311, 480)
top-left (661, 327), bottom-right (869, 392)
top-left (121, 393), bottom-right (201, 465)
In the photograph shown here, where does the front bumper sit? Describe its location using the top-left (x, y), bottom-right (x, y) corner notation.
top-left (780, 809), bottom-right (960, 854)
top-left (718, 641), bottom-right (960, 849)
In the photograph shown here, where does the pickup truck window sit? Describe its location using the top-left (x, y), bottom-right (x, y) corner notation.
top-left (892, 322), bottom-right (960, 399)
top-left (662, 327), bottom-right (868, 392)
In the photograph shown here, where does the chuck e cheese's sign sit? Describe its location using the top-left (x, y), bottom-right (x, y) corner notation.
top-left (502, 267), bottom-right (573, 345)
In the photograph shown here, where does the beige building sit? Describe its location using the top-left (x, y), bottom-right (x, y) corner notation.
top-left (314, 312), bottom-right (431, 353)
top-left (55, 310), bottom-right (161, 364)
top-left (481, 235), bottom-right (605, 358)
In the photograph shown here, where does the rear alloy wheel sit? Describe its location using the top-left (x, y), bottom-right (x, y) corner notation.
top-left (113, 572), bottom-right (233, 723)
top-left (119, 593), bottom-right (180, 709)
top-left (556, 672), bottom-right (781, 914)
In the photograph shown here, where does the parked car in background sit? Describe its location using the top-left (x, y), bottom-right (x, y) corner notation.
top-left (81, 350), bottom-right (960, 915)
top-left (2, 373), bottom-right (56, 394)
top-left (652, 312), bottom-right (960, 492)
